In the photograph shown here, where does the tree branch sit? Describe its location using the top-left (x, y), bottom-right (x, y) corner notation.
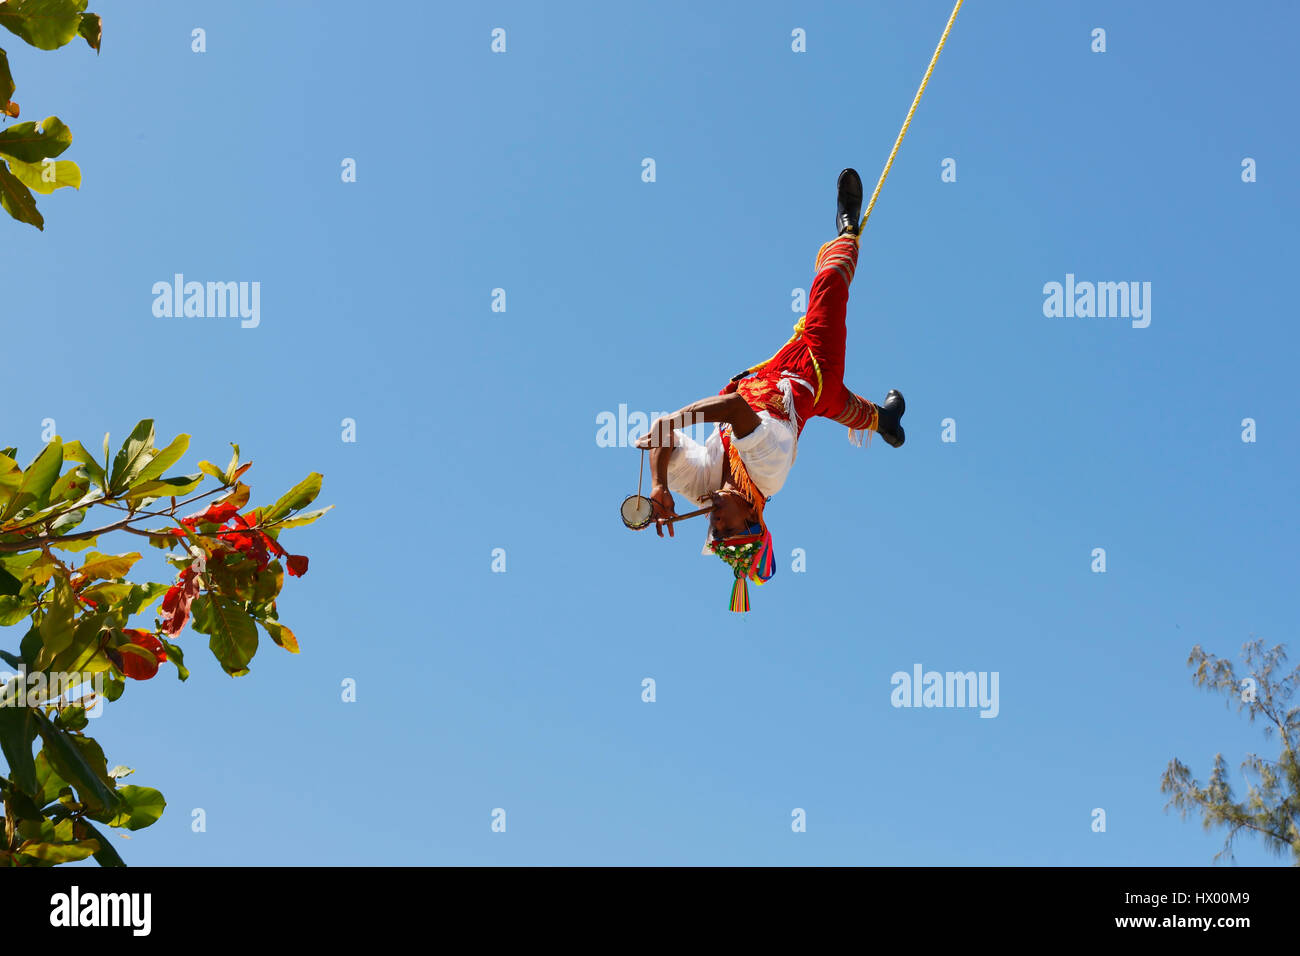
top-left (0, 515), bottom-right (133, 552)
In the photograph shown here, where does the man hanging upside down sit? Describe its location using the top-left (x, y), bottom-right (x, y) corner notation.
top-left (634, 168), bottom-right (906, 611)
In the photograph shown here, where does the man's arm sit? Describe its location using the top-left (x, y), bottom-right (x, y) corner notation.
top-left (648, 438), bottom-right (677, 537)
top-left (639, 392), bottom-right (762, 447)
top-left (633, 393), bottom-right (760, 538)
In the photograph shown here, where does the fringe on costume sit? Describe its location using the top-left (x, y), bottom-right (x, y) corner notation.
top-left (723, 436), bottom-right (767, 519)
top-left (776, 375), bottom-right (802, 463)
top-left (834, 391), bottom-right (879, 449)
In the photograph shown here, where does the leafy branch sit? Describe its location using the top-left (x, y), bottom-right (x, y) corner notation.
top-left (0, 0), bottom-right (102, 229)
top-left (0, 419), bottom-right (329, 866)
top-left (1161, 640), bottom-right (1300, 864)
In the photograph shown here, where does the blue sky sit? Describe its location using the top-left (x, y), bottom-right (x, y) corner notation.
top-left (3, 0), bottom-right (1297, 865)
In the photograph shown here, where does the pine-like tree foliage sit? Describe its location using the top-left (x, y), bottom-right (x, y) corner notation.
top-left (1162, 641), bottom-right (1300, 864)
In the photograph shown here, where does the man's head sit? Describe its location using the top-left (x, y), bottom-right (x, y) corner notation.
top-left (705, 488), bottom-right (775, 612)
top-left (708, 488), bottom-right (760, 539)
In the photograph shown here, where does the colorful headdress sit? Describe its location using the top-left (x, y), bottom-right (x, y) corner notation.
top-left (705, 426), bottom-right (778, 612)
top-left (707, 520), bottom-right (775, 613)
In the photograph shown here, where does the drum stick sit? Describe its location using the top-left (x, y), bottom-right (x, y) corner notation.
top-left (662, 505), bottom-right (714, 525)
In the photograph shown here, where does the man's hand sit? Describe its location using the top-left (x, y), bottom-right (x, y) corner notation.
top-left (634, 418), bottom-right (676, 450)
top-left (649, 485), bottom-right (676, 538)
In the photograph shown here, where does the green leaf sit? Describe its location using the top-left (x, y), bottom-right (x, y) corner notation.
top-left (191, 594), bottom-right (258, 675)
top-left (0, 46), bottom-right (14, 105)
top-left (196, 460), bottom-right (225, 481)
top-left (53, 703), bottom-right (87, 731)
top-left (30, 754), bottom-right (65, 812)
top-left (0, 704), bottom-right (38, 795)
top-left (100, 673), bottom-right (123, 702)
top-left (0, 451), bottom-right (21, 504)
top-left (0, 115), bottom-right (73, 162)
top-left (75, 551), bottom-right (141, 582)
top-left (77, 10), bottom-right (99, 51)
top-left (123, 472), bottom-right (202, 504)
top-left (50, 535), bottom-right (97, 553)
top-left (274, 504), bottom-right (333, 529)
top-left (0, 592), bottom-right (35, 626)
top-left (15, 550), bottom-right (54, 587)
top-left (261, 473), bottom-right (322, 525)
top-left (0, 438), bottom-right (62, 521)
top-left (62, 440), bottom-right (106, 493)
top-left (34, 577), bottom-right (76, 668)
top-left (34, 749), bottom-right (68, 806)
top-left (0, 550), bottom-right (41, 573)
top-left (0, 157), bottom-right (41, 229)
top-left (107, 785), bottom-right (164, 831)
top-left (2, 155), bottom-right (79, 193)
top-left (133, 433), bottom-right (189, 484)
top-left (79, 580), bottom-right (131, 607)
top-left (19, 621), bottom-right (40, 666)
top-left (16, 839), bottom-right (99, 865)
top-left (120, 581), bottom-right (168, 617)
top-left (224, 443), bottom-right (240, 483)
top-left (157, 636), bottom-right (187, 681)
top-left (47, 464), bottom-right (94, 505)
top-left (107, 419), bottom-right (155, 494)
top-left (45, 611), bottom-right (111, 676)
top-left (0, 563), bottom-right (19, 596)
top-left (251, 559), bottom-right (283, 607)
top-left (33, 714), bottom-right (119, 815)
top-left (260, 618), bottom-right (299, 655)
top-left (0, 0), bottom-right (88, 51)
top-left (17, 814), bottom-right (72, 843)
top-left (6, 787), bottom-right (43, 824)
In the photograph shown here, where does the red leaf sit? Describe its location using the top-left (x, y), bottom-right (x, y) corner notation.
top-left (118, 646), bottom-right (160, 680)
top-left (286, 554), bottom-right (308, 577)
top-left (187, 501), bottom-right (239, 526)
top-left (117, 630), bottom-right (166, 680)
top-left (216, 519), bottom-right (273, 569)
top-left (122, 629), bottom-right (167, 660)
top-left (158, 566), bottom-right (201, 637)
top-left (260, 531), bottom-right (286, 558)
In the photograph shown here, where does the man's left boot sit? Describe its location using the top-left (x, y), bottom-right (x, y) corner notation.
top-left (874, 389), bottom-right (906, 448)
top-left (837, 168), bottom-right (863, 237)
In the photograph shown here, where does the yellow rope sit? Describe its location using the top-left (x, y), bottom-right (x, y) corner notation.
top-left (861, 0), bottom-right (964, 233)
top-left (737, 0), bottom-right (963, 391)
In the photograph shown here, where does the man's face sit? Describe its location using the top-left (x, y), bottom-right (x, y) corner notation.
top-left (709, 489), bottom-right (757, 538)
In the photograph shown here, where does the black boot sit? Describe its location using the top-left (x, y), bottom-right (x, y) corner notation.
top-left (875, 389), bottom-right (905, 448)
top-left (836, 167), bottom-right (863, 236)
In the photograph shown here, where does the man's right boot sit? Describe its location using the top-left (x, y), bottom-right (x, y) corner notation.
top-left (875, 389), bottom-right (906, 448)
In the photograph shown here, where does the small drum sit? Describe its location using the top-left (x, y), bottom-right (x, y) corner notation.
top-left (621, 494), bottom-right (655, 530)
